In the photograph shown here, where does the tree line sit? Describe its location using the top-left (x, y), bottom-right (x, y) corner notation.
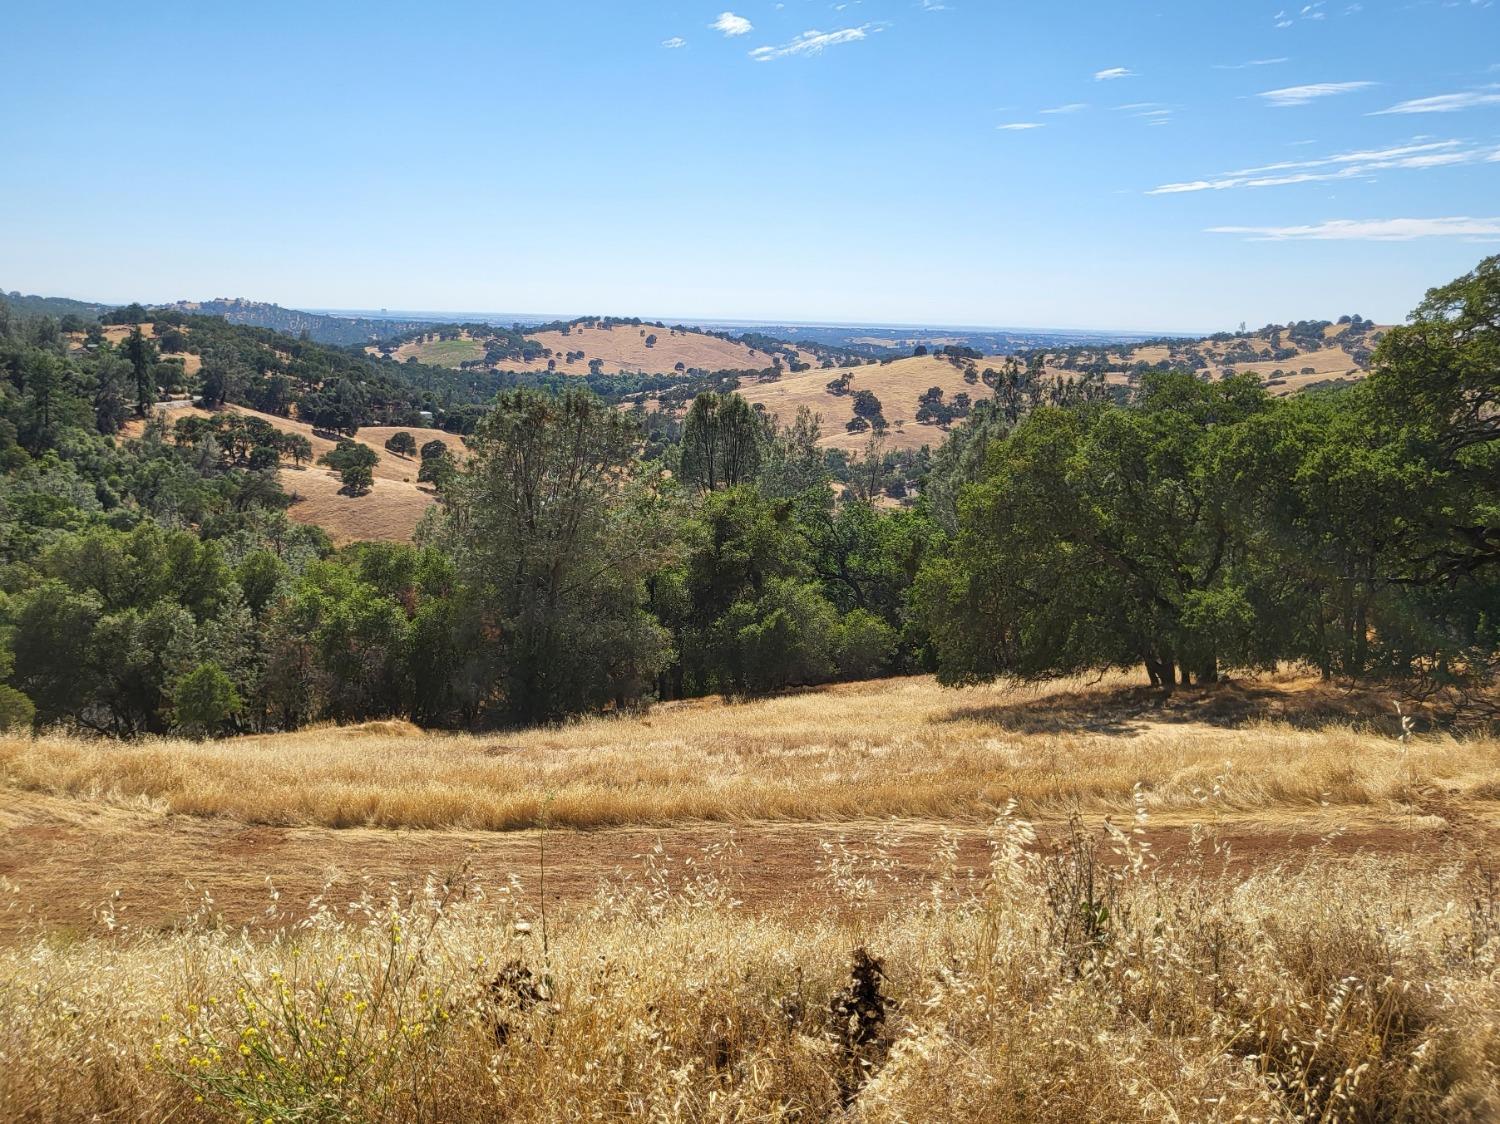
top-left (0, 258), bottom-right (1496, 735)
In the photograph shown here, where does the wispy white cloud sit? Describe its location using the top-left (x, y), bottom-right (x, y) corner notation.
top-left (1372, 86), bottom-right (1500, 114)
top-left (919, 0), bottom-right (949, 10)
top-left (1257, 80), bottom-right (1376, 106)
top-left (1274, 1), bottom-right (1327, 25)
top-left (1094, 67), bottom-right (1135, 81)
top-left (661, 36), bottom-right (687, 49)
top-left (1040, 102), bottom-right (1088, 114)
top-left (711, 11), bottom-right (753, 36)
top-left (1208, 217), bottom-right (1500, 241)
top-left (1150, 139), bottom-right (1499, 194)
top-left (1214, 57), bottom-right (1290, 69)
top-left (1110, 102), bottom-right (1174, 124)
top-left (749, 26), bottom-right (876, 61)
top-left (997, 122), bottom-right (1044, 131)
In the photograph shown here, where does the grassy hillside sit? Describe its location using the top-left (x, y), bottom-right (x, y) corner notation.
top-left (124, 402), bottom-right (460, 545)
top-left (741, 321), bottom-right (1387, 452)
top-left (377, 320), bottom-right (802, 377)
top-left (742, 353), bottom-right (986, 452)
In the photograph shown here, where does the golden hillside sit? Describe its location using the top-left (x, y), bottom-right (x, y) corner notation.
top-left (124, 403), bottom-right (460, 546)
top-left (378, 323), bottom-right (800, 376)
top-left (741, 354), bottom-right (985, 452)
top-left (741, 325), bottom-right (1386, 452)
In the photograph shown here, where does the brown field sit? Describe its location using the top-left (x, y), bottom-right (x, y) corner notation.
top-left (124, 403), bottom-right (462, 545)
top-left (1102, 327), bottom-right (1387, 397)
top-left (3, 671), bottom-right (1499, 1120)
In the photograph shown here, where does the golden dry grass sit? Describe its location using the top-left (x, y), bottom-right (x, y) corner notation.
top-left (374, 326), bottom-right (799, 376)
top-left (3, 823), bottom-right (1497, 1120)
top-left (3, 674), bottom-right (1496, 834)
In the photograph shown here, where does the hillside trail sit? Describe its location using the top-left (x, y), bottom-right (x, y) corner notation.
top-left (2, 787), bottom-right (1488, 942)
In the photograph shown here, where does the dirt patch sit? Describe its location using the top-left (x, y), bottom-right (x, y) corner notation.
top-left (0, 789), bottom-right (1484, 943)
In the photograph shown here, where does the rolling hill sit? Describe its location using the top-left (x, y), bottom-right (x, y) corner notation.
top-left (374, 319), bottom-right (810, 377)
top-left (123, 402), bottom-right (461, 546)
top-left (740, 319), bottom-right (1387, 452)
top-left (168, 298), bottom-right (435, 346)
top-left (2, 288), bottom-right (113, 320)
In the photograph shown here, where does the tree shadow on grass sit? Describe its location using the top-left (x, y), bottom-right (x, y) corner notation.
top-left (939, 677), bottom-right (1406, 738)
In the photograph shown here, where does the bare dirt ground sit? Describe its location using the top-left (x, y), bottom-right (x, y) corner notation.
top-left (3, 786), bottom-right (1492, 941)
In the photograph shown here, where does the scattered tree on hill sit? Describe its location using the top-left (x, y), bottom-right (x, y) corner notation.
top-left (283, 433), bottom-right (313, 467)
top-left (384, 431), bottom-right (417, 457)
top-left (319, 439), bottom-right (378, 496)
top-left (417, 446), bottom-right (456, 486)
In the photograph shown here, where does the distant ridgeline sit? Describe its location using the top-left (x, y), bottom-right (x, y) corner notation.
top-left (167, 299), bottom-right (437, 347)
top-left (1029, 315), bottom-right (1385, 395)
top-left (724, 322), bottom-right (1156, 361)
top-left (0, 299), bottom-right (779, 438)
top-left (1, 288), bottom-right (113, 322)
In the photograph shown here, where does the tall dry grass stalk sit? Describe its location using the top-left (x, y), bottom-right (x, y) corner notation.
top-left (2, 676), bottom-right (1495, 831)
top-left (2, 813), bottom-right (1497, 1122)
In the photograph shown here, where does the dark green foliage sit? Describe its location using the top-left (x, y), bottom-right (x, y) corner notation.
top-left (170, 662), bottom-right (242, 738)
top-left (679, 392), bottom-right (765, 492)
top-left (917, 257), bottom-right (1500, 692)
top-left (384, 431), bottom-right (417, 457)
top-left (433, 388), bottom-right (678, 725)
top-left (417, 447), bottom-right (455, 486)
top-left (1, 261), bottom-right (1496, 739)
top-left (319, 440), bottom-right (378, 495)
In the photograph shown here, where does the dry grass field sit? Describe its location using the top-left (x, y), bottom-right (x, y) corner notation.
top-left (1102, 327), bottom-right (1384, 395)
top-left (2, 671), bottom-right (1499, 1120)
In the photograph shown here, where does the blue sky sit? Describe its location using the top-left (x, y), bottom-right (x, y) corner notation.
top-left (2, 1), bottom-right (1497, 331)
